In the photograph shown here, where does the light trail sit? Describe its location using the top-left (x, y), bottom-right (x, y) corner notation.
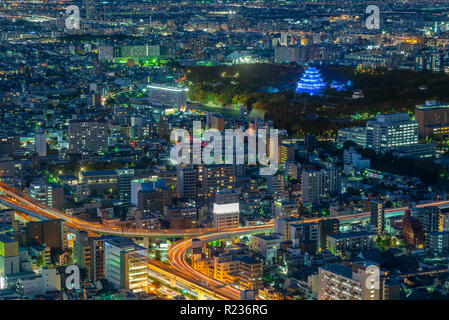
top-left (1, 180), bottom-right (449, 299)
top-left (167, 199), bottom-right (449, 299)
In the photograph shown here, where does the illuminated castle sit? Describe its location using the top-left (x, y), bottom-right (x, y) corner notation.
top-left (295, 67), bottom-right (326, 95)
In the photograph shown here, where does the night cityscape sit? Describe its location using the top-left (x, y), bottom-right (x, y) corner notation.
top-left (2, 0), bottom-right (449, 309)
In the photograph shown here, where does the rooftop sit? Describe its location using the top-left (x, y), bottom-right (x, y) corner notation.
top-left (321, 264), bottom-right (353, 279)
top-left (0, 234), bottom-right (16, 243)
top-left (82, 170), bottom-right (116, 177)
top-left (328, 231), bottom-right (375, 239)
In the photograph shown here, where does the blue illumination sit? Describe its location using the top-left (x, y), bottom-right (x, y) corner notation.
top-left (295, 67), bottom-right (326, 96)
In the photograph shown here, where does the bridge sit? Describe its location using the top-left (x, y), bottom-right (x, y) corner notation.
top-left (0, 181), bottom-right (232, 238)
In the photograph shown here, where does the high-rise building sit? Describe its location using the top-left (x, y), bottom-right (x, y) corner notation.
top-left (274, 217), bottom-right (303, 242)
top-left (165, 206), bottom-right (198, 229)
top-left (426, 231), bottom-right (449, 252)
top-left (416, 206), bottom-right (440, 233)
top-left (318, 219), bottom-right (340, 251)
top-left (26, 219), bottom-right (68, 250)
top-left (301, 166), bottom-right (341, 204)
top-left (138, 190), bottom-right (163, 213)
top-left (415, 51), bottom-right (444, 73)
top-left (0, 209), bottom-right (14, 225)
top-left (274, 46), bottom-right (300, 64)
top-left (212, 189), bottom-right (239, 229)
top-left (177, 166), bottom-right (198, 200)
top-left (290, 222), bottom-right (319, 252)
top-left (439, 211), bottom-right (449, 232)
top-left (301, 168), bottom-right (322, 204)
top-left (90, 236), bottom-right (108, 283)
top-left (366, 113), bottom-right (418, 153)
top-left (35, 130), bottom-right (47, 157)
top-left (238, 257), bottom-right (264, 290)
top-left (251, 234), bottom-right (280, 264)
top-left (343, 147), bottom-right (371, 173)
top-left (370, 200), bottom-right (384, 235)
top-left (117, 169), bottom-right (134, 203)
top-left (285, 161), bottom-right (300, 180)
top-left (157, 120), bottom-right (169, 137)
top-left (415, 101), bottom-right (449, 138)
top-left (279, 144), bottom-right (295, 166)
top-left (73, 231), bottom-right (92, 279)
top-left (15, 268), bottom-right (61, 298)
top-left (318, 262), bottom-right (380, 300)
top-left (29, 182), bottom-right (64, 211)
top-left (337, 127), bottom-right (367, 148)
top-left (68, 119), bottom-right (108, 155)
top-left (324, 165), bottom-right (341, 195)
top-left (202, 165), bottom-right (236, 202)
top-left (104, 236), bottom-right (148, 292)
top-left (304, 135), bottom-right (317, 151)
top-left (131, 177), bottom-right (165, 206)
top-left (267, 173), bottom-right (285, 197)
top-left (115, 45), bottom-right (162, 59)
top-left (147, 83), bottom-right (188, 110)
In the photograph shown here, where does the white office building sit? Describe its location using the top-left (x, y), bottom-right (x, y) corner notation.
top-left (212, 190), bottom-right (240, 229)
top-left (147, 83), bottom-right (188, 110)
top-left (366, 113), bottom-right (418, 153)
top-left (104, 236), bottom-right (148, 291)
top-left (337, 126), bottom-right (367, 148)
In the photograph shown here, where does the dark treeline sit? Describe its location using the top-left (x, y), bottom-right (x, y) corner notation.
top-left (185, 64), bottom-right (449, 137)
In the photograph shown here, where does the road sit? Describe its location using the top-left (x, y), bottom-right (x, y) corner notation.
top-left (1, 180), bottom-right (449, 299)
top-left (166, 199), bottom-right (449, 299)
top-left (0, 181), bottom-right (227, 237)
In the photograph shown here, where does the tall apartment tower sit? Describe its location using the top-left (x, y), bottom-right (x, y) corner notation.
top-left (177, 165), bottom-right (198, 200)
top-left (68, 119), bottom-right (108, 155)
top-left (301, 168), bottom-right (322, 204)
top-left (117, 169), bottom-right (134, 203)
top-left (416, 206), bottom-right (440, 232)
top-left (73, 231), bottom-right (92, 279)
top-left (35, 130), bottom-right (47, 157)
top-left (318, 262), bottom-right (381, 300)
top-left (202, 165), bottom-right (236, 203)
top-left (318, 219), bottom-right (340, 251)
top-left (26, 219), bottom-right (68, 250)
top-left (370, 200), bottom-right (384, 235)
top-left (267, 173), bottom-right (285, 197)
top-left (301, 167), bottom-right (341, 204)
top-left (90, 236), bottom-right (109, 283)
